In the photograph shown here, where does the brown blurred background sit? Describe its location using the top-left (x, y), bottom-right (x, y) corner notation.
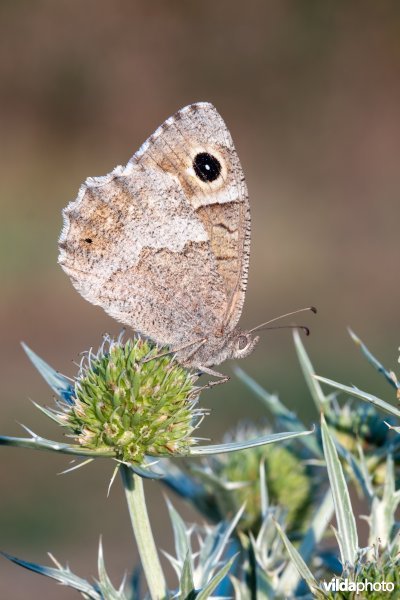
top-left (1, 1), bottom-right (400, 597)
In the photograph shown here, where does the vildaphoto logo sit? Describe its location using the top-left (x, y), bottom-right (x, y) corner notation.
top-left (322, 578), bottom-right (395, 594)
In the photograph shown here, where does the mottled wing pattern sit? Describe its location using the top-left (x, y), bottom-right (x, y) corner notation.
top-left (132, 102), bottom-right (251, 333)
top-left (58, 103), bottom-right (250, 355)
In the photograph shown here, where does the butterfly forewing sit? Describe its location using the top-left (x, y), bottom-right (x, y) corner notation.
top-left (58, 103), bottom-right (251, 366)
top-left (131, 102), bottom-right (251, 333)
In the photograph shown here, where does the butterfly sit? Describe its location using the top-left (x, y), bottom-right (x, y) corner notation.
top-left (58, 102), bottom-right (314, 382)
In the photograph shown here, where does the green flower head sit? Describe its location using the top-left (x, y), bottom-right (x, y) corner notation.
top-left (193, 423), bottom-right (314, 534)
top-left (60, 335), bottom-right (202, 464)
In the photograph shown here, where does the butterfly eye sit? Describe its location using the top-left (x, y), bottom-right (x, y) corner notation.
top-left (237, 335), bottom-right (250, 351)
top-left (193, 152), bottom-right (222, 183)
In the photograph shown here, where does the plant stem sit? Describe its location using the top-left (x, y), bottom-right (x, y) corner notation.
top-left (120, 464), bottom-right (167, 600)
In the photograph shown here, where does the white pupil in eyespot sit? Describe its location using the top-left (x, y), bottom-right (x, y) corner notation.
top-left (193, 152), bottom-right (221, 182)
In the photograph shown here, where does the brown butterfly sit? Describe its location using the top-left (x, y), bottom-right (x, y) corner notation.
top-left (59, 102), bottom-right (314, 381)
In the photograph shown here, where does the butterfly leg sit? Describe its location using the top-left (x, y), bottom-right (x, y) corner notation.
top-left (197, 366), bottom-right (230, 388)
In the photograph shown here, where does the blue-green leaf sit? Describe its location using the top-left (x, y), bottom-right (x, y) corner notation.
top-left (188, 428), bottom-right (315, 456)
top-left (293, 329), bottom-right (328, 411)
top-left (195, 556), bottom-right (235, 600)
top-left (369, 454), bottom-right (400, 548)
top-left (22, 342), bottom-right (75, 404)
top-left (166, 499), bottom-right (191, 567)
top-left (199, 506), bottom-right (243, 585)
top-left (0, 431), bottom-right (114, 457)
top-left (315, 376), bottom-right (400, 418)
top-left (127, 461), bottom-right (164, 480)
top-left (274, 520), bottom-right (318, 594)
top-left (320, 414), bottom-right (358, 566)
top-left (1, 551), bottom-right (102, 599)
top-left (279, 489), bottom-right (334, 593)
top-left (179, 552), bottom-right (195, 599)
top-left (349, 329), bottom-right (399, 391)
top-left (97, 539), bottom-right (128, 599)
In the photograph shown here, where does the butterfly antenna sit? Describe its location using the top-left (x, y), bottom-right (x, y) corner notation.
top-left (249, 306), bottom-right (317, 334)
top-left (258, 324), bottom-right (311, 336)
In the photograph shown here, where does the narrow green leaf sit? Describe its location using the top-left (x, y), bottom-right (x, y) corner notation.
top-left (200, 506), bottom-right (244, 584)
top-left (97, 539), bottom-right (127, 599)
top-left (22, 342), bottom-right (75, 403)
top-left (369, 454), bottom-right (400, 548)
top-left (279, 489), bottom-right (334, 593)
top-left (188, 428), bottom-right (314, 456)
top-left (179, 552), bottom-right (195, 599)
top-left (336, 441), bottom-right (373, 502)
top-left (293, 329), bottom-right (328, 410)
top-left (128, 462), bottom-right (165, 480)
top-left (31, 400), bottom-right (68, 427)
top-left (315, 376), bottom-right (400, 418)
top-left (355, 443), bottom-right (374, 499)
top-left (274, 520), bottom-right (318, 593)
top-left (348, 329), bottom-right (399, 391)
top-left (0, 433), bottom-right (114, 457)
top-left (195, 556), bottom-right (235, 600)
top-left (166, 499), bottom-right (190, 566)
top-left (0, 551), bottom-right (101, 599)
top-left (196, 521), bottom-right (225, 573)
top-left (320, 414), bottom-right (358, 566)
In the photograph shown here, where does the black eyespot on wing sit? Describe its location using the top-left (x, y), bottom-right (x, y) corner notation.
top-left (193, 152), bottom-right (221, 182)
top-left (84, 238), bottom-right (93, 244)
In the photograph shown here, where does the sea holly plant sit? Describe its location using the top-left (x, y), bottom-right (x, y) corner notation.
top-left (269, 332), bottom-right (400, 599)
top-left (274, 414), bottom-right (400, 599)
top-left (147, 331), bottom-right (400, 598)
top-left (0, 333), bottom-right (313, 599)
top-left (2, 329), bottom-right (400, 598)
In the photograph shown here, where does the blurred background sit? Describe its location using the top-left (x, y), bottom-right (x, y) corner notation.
top-left (1, 1), bottom-right (400, 597)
